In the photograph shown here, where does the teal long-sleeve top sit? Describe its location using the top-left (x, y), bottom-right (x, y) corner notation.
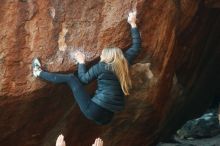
top-left (78, 27), bottom-right (141, 112)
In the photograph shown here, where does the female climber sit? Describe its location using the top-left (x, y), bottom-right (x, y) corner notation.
top-left (32, 11), bottom-right (141, 125)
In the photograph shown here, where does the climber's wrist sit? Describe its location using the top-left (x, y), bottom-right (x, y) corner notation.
top-left (78, 61), bottom-right (85, 64)
top-left (130, 23), bottom-right (137, 28)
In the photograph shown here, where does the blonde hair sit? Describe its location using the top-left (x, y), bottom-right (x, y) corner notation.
top-left (100, 48), bottom-right (132, 95)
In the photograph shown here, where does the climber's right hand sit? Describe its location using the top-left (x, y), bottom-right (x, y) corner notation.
top-left (127, 11), bottom-right (137, 28)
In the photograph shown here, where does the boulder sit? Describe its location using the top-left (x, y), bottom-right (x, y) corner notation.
top-left (0, 0), bottom-right (220, 146)
top-left (177, 109), bottom-right (220, 139)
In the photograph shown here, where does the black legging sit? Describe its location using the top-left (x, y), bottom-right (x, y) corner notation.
top-left (39, 71), bottom-right (114, 125)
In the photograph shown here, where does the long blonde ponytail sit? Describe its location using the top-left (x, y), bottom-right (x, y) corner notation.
top-left (100, 48), bottom-right (132, 95)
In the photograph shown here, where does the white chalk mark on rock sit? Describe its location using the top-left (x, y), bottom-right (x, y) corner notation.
top-left (58, 23), bottom-right (68, 51)
top-left (145, 63), bottom-right (154, 79)
top-left (49, 7), bottom-right (55, 19)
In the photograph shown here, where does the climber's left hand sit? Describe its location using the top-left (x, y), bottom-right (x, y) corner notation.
top-left (75, 50), bottom-right (85, 64)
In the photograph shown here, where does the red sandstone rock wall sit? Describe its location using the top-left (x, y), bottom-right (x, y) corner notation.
top-left (0, 0), bottom-right (219, 146)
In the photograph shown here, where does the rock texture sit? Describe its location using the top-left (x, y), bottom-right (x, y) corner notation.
top-left (157, 134), bottom-right (220, 146)
top-left (205, 0), bottom-right (220, 8)
top-left (176, 109), bottom-right (220, 139)
top-left (0, 0), bottom-right (220, 146)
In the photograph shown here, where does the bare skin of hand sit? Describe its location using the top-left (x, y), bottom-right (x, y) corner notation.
top-left (56, 134), bottom-right (66, 146)
top-left (127, 10), bottom-right (137, 28)
top-left (92, 138), bottom-right (103, 146)
top-left (74, 50), bottom-right (85, 64)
